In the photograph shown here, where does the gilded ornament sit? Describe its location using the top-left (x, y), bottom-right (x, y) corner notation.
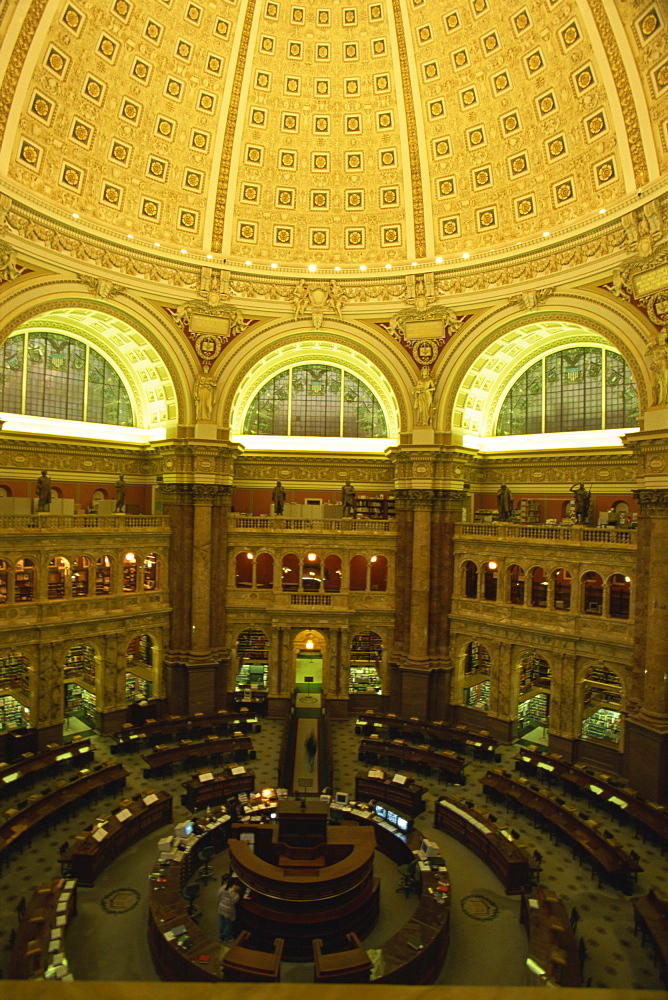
top-left (241, 224), bottom-right (255, 239)
top-left (63, 168), bottom-right (80, 186)
top-left (518, 199), bottom-right (533, 216)
top-left (149, 160), bottom-right (164, 176)
top-left (186, 172), bottom-right (200, 188)
top-left (434, 140), bottom-right (448, 156)
top-left (345, 44), bottom-right (357, 57)
top-left (48, 50), bottom-right (65, 72)
top-left (33, 98), bottom-right (50, 118)
top-left (557, 183), bottom-right (572, 201)
top-left (577, 69), bottom-right (592, 90)
top-left (114, 0), bottom-right (129, 14)
top-left (64, 7), bottom-right (81, 28)
top-left (348, 154), bottom-right (361, 168)
top-left (419, 27), bottom-right (431, 41)
top-left (252, 109), bottom-right (265, 124)
top-left (515, 12), bottom-right (529, 30)
top-left (167, 80), bottom-right (181, 96)
top-left (447, 14), bottom-right (459, 28)
top-left (527, 52), bottom-right (542, 71)
top-left (290, 43), bottom-right (301, 56)
top-left (103, 186), bottom-right (119, 203)
top-left (540, 94), bottom-right (555, 113)
top-left (597, 162), bottom-right (613, 182)
top-left (146, 22), bottom-right (160, 39)
top-left (384, 229), bottom-right (398, 243)
top-left (314, 154), bottom-right (327, 168)
top-left (312, 231), bottom-right (326, 245)
top-left (373, 40), bottom-right (385, 54)
top-left (209, 56), bottom-right (222, 72)
top-left (180, 212), bottom-right (195, 228)
top-left (277, 229), bottom-right (291, 243)
top-left (20, 143), bottom-right (39, 165)
top-left (562, 24), bottom-right (579, 45)
top-left (143, 201), bottom-right (158, 218)
top-left (122, 102), bottom-right (137, 120)
top-left (86, 79), bottom-right (102, 98)
top-left (133, 62), bottom-right (148, 80)
top-left (187, 4), bottom-right (201, 22)
top-left (379, 113), bottom-right (391, 126)
top-left (201, 95), bottom-right (214, 110)
top-left (504, 115), bottom-right (518, 131)
top-left (318, 10), bottom-right (328, 23)
top-left (383, 189), bottom-right (397, 203)
top-left (588, 115), bottom-right (604, 135)
top-left (178, 42), bottom-right (191, 58)
top-left (641, 12), bottom-right (658, 36)
top-left (112, 144), bottom-right (127, 161)
top-left (247, 144), bottom-right (259, 158)
top-left (463, 90), bottom-right (475, 106)
top-left (484, 34), bottom-right (498, 51)
top-left (443, 219), bottom-right (457, 235)
top-left (454, 50), bottom-right (467, 66)
top-left (317, 80), bottom-right (328, 94)
top-left (282, 152), bottom-right (295, 167)
top-left (470, 130), bottom-right (483, 145)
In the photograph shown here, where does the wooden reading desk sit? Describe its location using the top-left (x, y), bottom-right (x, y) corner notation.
top-left (0, 739), bottom-right (93, 797)
top-left (8, 877), bottom-right (77, 980)
top-left (64, 790), bottom-right (173, 885)
top-left (632, 889), bottom-right (668, 985)
top-left (357, 712), bottom-right (497, 758)
top-left (521, 886), bottom-right (581, 987)
top-left (355, 772), bottom-right (425, 817)
top-left (111, 711), bottom-right (258, 752)
top-left (181, 767), bottom-right (254, 811)
top-left (142, 735), bottom-right (252, 776)
top-left (434, 794), bottom-right (532, 893)
top-left (515, 746), bottom-right (668, 847)
top-left (482, 769), bottom-right (641, 893)
top-left (358, 737), bottom-right (466, 782)
top-left (222, 931), bottom-right (284, 981)
top-left (0, 761), bottom-right (128, 869)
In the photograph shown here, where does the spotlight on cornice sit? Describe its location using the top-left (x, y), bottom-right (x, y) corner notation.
top-left (245, 260), bottom-right (252, 266)
top-left (206, 253), bottom-right (213, 259)
top-left (271, 262), bottom-right (278, 268)
top-left (180, 249), bottom-right (187, 254)
top-left (154, 242), bottom-right (160, 247)
top-left (411, 261), bottom-right (417, 266)
top-left (462, 252), bottom-right (470, 259)
top-left (599, 208), bottom-right (606, 214)
top-left (435, 256), bottom-right (443, 264)
top-left (334, 266), bottom-right (341, 271)
top-left (385, 264), bottom-right (392, 269)
top-left (72, 213), bottom-right (79, 219)
top-left (360, 265), bottom-right (367, 271)
top-left (308, 264), bottom-right (317, 272)
top-left (543, 232), bottom-right (550, 237)
top-left (127, 234), bottom-right (134, 239)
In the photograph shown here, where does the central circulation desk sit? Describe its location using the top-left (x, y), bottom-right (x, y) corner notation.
top-left (434, 795), bottom-right (532, 893)
top-left (229, 800), bottom-right (379, 960)
top-left (358, 738), bottom-right (465, 782)
top-left (65, 791), bottom-right (173, 885)
top-left (482, 769), bottom-right (641, 893)
top-left (181, 767), bottom-right (254, 811)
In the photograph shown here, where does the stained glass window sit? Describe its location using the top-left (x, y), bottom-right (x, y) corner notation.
top-left (496, 347), bottom-right (638, 435)
top-left (0, 332), bottom-right (133, 426)
top-left (243, 364), bottom-right (387, 437)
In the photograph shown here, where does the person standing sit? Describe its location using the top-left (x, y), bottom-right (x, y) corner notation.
top-left (305, 732), bottom-right (317, 772)
top-left (496, 484), bottom-right (513, 521)
top-left (217, 874), bottom-right (241, 942)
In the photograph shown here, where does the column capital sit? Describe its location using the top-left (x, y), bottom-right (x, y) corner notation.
top-left (158, 482), bottom-right (233, 507)
top-left (633, 487), bottom-right (668, 516)
top-left (395, 487), bottom-right (467, 512)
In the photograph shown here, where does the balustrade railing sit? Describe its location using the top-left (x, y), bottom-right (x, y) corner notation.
top-left (0, 515), bottom-right (170, 531)
top-left (456, 523), bottom-right (635, 546)
top-left (232, 516), bottom-right (394, 533)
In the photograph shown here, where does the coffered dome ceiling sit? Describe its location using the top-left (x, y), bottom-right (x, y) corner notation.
top-left (1, 0), bottom-right (666, 271)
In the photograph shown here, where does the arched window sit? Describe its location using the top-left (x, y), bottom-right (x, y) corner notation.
top-left (126, 634), bottom-right (155, 702)
top-left (48, 556), bottom-right (69, 599)
top-left (349, 555), bottom-right (367, 591)
top-left (482, 561), bottom-right (498, 601)
top-left (255, 553), bottom-right (274, 589)
top-left (508, 564), bottom-right (525, 604)
top-left (530, 567), bottom-right (547, 607)
top-left (15, 558), bottom-right (35, 602)
top-left (463, 561), bottom-right (478, 598)
top-left (583, 571), bottom-right (603, 615)
top-left (243, 364), bottom-right (387, 437)
top-left (302, 551), bottom-right (321, 592)
top-left (369, 554), bottom-right (388, 591)
top-left (0, 331), bottom-right (133, 426)
top-left (143, 553), bottom-right (158, 591)
top-left (553, 569), bottom-right (571, 610)
top-left (609, 573), bottom-right (630, 619)
top-left (0, 560), bottom-right (8, 603)
top-left (518, 653), bottom-right (551, 738)
top-left (496, 347), bottom-right (639, 435)
top-left (281, 554), bottom-right (300, 591)
top-left (95, 555), bottom-right (111, 595)
top-left (71, 556), bottom-right (90, 597)
top-left (123, 552), bottom-right (137, 592)
top-left (323, 554), bottom-right (342, 592)
top-left (236, 551), bottom-right (254, 587)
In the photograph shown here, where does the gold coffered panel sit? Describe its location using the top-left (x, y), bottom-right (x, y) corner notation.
top-left (1, 0), bottom-right (666, 268)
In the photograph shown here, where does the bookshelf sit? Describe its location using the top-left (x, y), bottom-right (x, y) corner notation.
top-left (581, 707), bottom-right (620, 743)
top-left (519, 655), bottom-right (551, 696)
top-left (581, 666), bottom-right (622, 744)
top-left (355, 494), bottom-right (395, 519)
top-left (349, 631), bottom-right (383, 693)
top-left (64, 645), bottom-right (96, 686)
top-left (0, 654), bottom-right (29, 695)
top-left (123, 560), bottom-right (137, 592)
top-left (518, 692), bottom-right (548, 735)
top-left (125, 673), bottom-right (153, 702)
top-left (464, 680), bottom-right (489, 710)
top-left (0, 694), bottom-right (28, 730)
top-left (0, 561), bottom-right (7, 603)
top-left (15, 560), bottom-right (34, 602)
top-left (95, 556), bottom-right (111, 595)
top-left (519, 499), bottom-right (540, 524)
top-left (65, 682), bottom-right (97, 723)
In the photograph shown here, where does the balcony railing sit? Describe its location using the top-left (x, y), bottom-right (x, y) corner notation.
top-left (232, 516), bottom-right (395, 533)
top-left (0, 515), bottom-right (170, 532)
top-left (456, 523), bottom-right (636, 546)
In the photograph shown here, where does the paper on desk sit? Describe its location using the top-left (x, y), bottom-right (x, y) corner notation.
top-left (143, 793), bottom-right (158, 805)
top-left (56, 915), bottom-right (67, 927)
top-left (92, 828), bottom-right (108, 841)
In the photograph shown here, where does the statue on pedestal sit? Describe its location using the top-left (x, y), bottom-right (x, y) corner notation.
top-left (342, 480), bottom-right (356, 517)
top-left (496, 484), bottom-right (514, 521)
top-left (36, 470), bottom-right (51, 512)
top-left (271, 481), bottom-right (286, 515)
top-left (115, 474), bottom-right (126, 513)
top-left (413, 367), bottom-right (435, 426)
top-left (570, 482), bottom-right (591, 524)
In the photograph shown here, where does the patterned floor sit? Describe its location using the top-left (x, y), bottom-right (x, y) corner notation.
top-left (0, 716), bottom-right (665, 987)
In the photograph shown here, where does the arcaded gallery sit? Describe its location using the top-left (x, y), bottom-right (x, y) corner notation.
top-left (0, 1), bottom-right (666, 996)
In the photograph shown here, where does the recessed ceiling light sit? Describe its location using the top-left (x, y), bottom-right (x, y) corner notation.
top-left (385, 264), bottom-right (392, 269)
top-left (359, 265), bottom-right (367, 270)
top-left (435, 256), bottom-right (443, 264)
top-left (180, 249), bottom-right (187, 254)
top-left (543, 231), bottom-right (550, 237)
top-left (308, 264), bottom-right (317, 272)
top-left (516, 241), bottom-right (522, 245)
top-left (154, 242), bottom-right (161, 247)
top-left (72, 213), bottom-right (79, 219)
top-left (599, 208), bottom-right (606, 214)
top-left (334, 266), bottom-right (341, 271)
top-left (411, 261), bottom-right (417, 266)
top-left (462, 252), bottom-right (470, 259)
top-left (127, 234), bottom-right (134, 239)
top-left (271, 262), bottom-right (278, 268)
top-left (245, 260), bottom-right (252, 266)
top-left (206, 253), bottom-right (212, 259)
